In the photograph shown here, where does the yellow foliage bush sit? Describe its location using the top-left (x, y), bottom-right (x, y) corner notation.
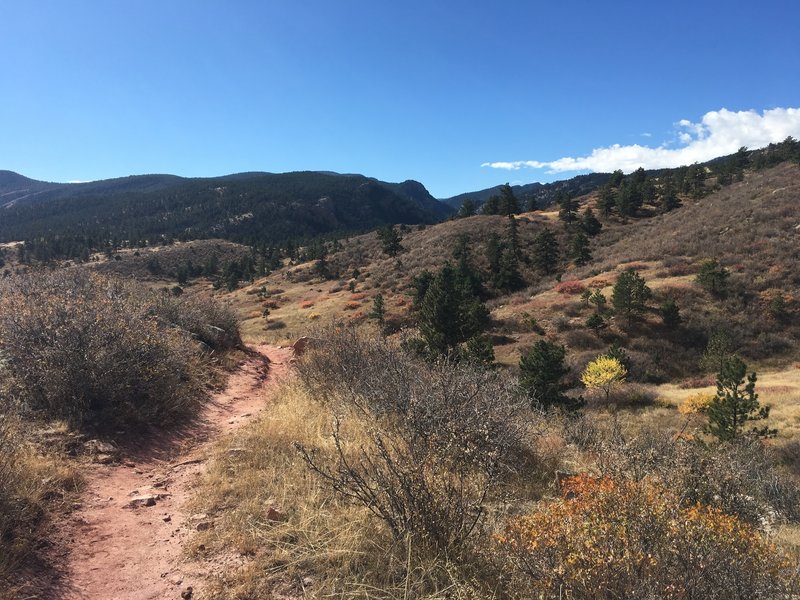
top-left (496, 474), bottom-right (796, 598)
top-left (679, 391), bottom-right (716, 415)
top-left (581, 356), bottom-right (627, 401)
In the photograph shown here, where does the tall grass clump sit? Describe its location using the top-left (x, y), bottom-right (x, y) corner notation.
top-left (0, 270), bottom-right (239, 429)
top-left (0, 413), bottom-right (77, 596)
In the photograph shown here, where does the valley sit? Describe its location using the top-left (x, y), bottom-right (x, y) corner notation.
top-left (1, 142), bottom-right (799, 598)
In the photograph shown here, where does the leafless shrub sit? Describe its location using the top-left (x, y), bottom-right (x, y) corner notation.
top-left (587, 420), bottom-right (800, 528)
top-left (149, 292), bottom-right (241, 350)
top-left (295, 325), bottom-right (534, 551)
top-left (0, 270), bottom-right (223, 428)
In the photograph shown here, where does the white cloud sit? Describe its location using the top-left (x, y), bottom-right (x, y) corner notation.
top-left (482, 107), bottom-right (800, 174)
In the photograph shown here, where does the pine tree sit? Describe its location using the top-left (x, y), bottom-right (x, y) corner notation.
top-left (568, 232), bottom-right (592, 266)
top-left (369, 293), bottom-right (386, 327)
top-left (411, 270), bottom-right (434, 308)
top-left (660, 298), bottom-right (681, 329)
top-left (589, 289), bottom-right (607, 311)
top-left (493, 218), bottom-right (523, 291)
top-left (377, 225), bottom-right (403, 257)
top-left (586, 312), bottom-right (606, 336)
top-left (532, 227), bottom-right (559, 274)
top-left (498, 184), bottom-right (521, 215)
top-left (486, 233), bottom-right (503, 275)
top-left (557, 192), bottom-right (579, 224)
top-left (418, 263), bottom-right (488, 357)
top-left (581, 207), bottom-right (602, 236)
top-left (461, 335), bottom-right (495, 366)
top-left (700, 330), bottom-right (736, 374)
top-left (659, 179), bottom-right (682, 213)
top-left (453, 234), bottom-right (486, 298)
top-left (706, 357), bottom-right (774, 441)
top-left (612, 269), bottom-right (652, 321)
top-left (520, 340), bottom-right (571, 409)
top-left (482, 194), bottom-right (501, 215)
top-left (457, 198), bottom-right (477, 218)
top-left (696, 259), bottom-right (729, 298)
top-left (596, 185), bottom-right (616, 216)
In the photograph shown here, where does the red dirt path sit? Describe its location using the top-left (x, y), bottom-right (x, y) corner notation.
top-left (42, 344), bottom-right (293, 600)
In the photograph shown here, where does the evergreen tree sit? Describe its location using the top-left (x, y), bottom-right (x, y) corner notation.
top-left (604, 343), bottom-right (632, 372)
top-left (706, 357), bottom-right (774, 441)
top-left (532, 227), bottom-right (559, 274)
top-left (589, 289), bottom-right (607, 311)
top-left (596, 185), bottom-right (616, 216)
top-left (418, 263), bottom-right (489, 357)
top-left (768, 293), bottom-right (789, 323)
top-left (696, 259), bottom-right (729, 298)
top-left (377, 225), bottom-right (403, 257)
top-left (369, 293), bottom-right (386, 327)
top-left (568, 232), bottom-right (592, 266)
top-left (485, 233), bottom-right (503, 275)
top-left (586, 312), bottom-right (606, 336)
top-left (498, 183), bottom-right (521, 215)
top-left (411, 270), bottom-right (434, 308)
top-left (700, 330), bottom-right (736, 374)
top-left (557, 192), bottom-right (579, 224)
top-left (453, 235), bottom-right (486, 298)
top-left (659, 178), bottom-right (682, 213)
top-left (660, 298), bottom-right (681, 329)
top-left (519, 340), bottom-right (581, 411)
top-left (612, 269), bottom-right (652, 321)
top-left (493, 217), bottom-right (523, 292)
top-left (482, 194), bottom-right (501, 215)
top-left (581, 207), bottom-right (602, 236)
top-left (457, 198), bottom-right (477, 218)
top-left (685, 163), bottom-right (707, 198)
top-left (525, 197), bottom-right (539, 212)
top-left (461, 335), bottom-right (495, 367)
top-left (496, 247), bottom-right (523, 291)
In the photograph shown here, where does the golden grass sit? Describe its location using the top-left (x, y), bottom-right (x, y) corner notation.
top-left (0, 416), bottom-right (80, 596)
top-left (187, 381), bottom-right (489, 599)
top-left (647, 366), bottom-right (800, 449)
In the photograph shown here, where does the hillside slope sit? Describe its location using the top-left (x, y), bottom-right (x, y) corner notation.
top-left (222, 162), bottom-right (800, 382)
top-left (0, 170), bottom-right (453, 247)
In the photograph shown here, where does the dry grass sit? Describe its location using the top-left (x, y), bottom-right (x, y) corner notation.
top-left (0, 415), bottom-right (79, 597)
top-left (188, 381), bottom-right (491, 599)
top-left (656, 367), bottom-right (800, 446)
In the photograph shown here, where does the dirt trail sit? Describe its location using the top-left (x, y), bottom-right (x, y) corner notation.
top-left (44, 344), bottom-right (294, 600)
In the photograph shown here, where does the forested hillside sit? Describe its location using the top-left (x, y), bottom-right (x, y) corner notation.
top-left (0, 171), bottom-right (452, 259)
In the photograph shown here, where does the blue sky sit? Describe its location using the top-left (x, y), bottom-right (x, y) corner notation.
top-left (1, 1), bottom-right (799, 198)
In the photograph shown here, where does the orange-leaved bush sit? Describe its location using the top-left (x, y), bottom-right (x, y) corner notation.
top-left (496, 474), bottom-right (796, 599)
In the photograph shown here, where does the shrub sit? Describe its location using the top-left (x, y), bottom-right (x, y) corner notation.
top-left (497, 474), bottom-right (796, 599)
top-left (295, 326), bottom-right (530, 551)
top-left (150, 292), bottom-right (241, 351)
top-left (581, 356), bottom-right (627, 402)
top-left (588, 424), bottom-right (800, 528)
top-left (554, 279), bottom-right (586, 295)
top-left (679, 391), bottom-right (715, 415)
top-left (0, 271), bottom-right (225, 429)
